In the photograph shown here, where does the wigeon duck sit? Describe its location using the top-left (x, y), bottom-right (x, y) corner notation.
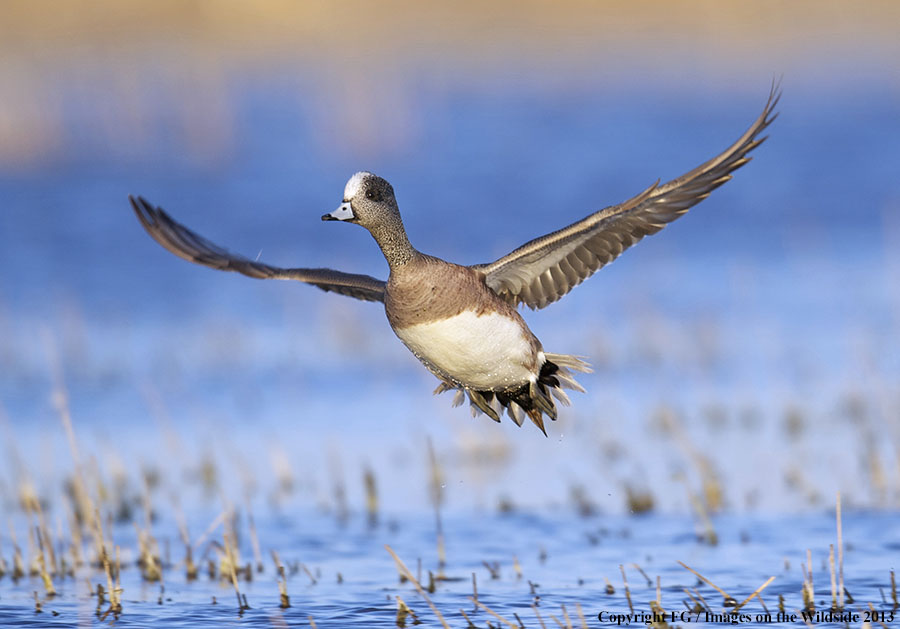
top-left (131, 86), bottom-right (779, 434)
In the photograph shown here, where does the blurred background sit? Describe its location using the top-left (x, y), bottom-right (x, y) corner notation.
top-left (1, 0), bottom-right (899, 519)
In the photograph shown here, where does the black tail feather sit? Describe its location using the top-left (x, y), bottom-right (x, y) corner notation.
top-left (434, 354), bottom-right (590, 436)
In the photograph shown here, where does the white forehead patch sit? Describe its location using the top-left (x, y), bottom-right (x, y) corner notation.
top-left (343, 171), bottom-right (370, 200)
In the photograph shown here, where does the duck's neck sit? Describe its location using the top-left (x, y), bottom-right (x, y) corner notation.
top-left (369, 217), bottom-right (417, 269)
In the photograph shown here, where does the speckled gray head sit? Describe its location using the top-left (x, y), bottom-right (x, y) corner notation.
top-left (322, 171), bottom-right (397, 227)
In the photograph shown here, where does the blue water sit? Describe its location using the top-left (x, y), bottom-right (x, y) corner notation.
top-left (0, 509), bottom-right (896, 626)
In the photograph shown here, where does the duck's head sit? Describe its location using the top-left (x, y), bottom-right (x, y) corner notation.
top-left (322, 171), bottom-right (399, 230)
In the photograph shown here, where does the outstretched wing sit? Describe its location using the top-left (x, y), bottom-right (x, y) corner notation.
top-left (472, 84), bottom-right (781, 310)
top-left (130, 195), bottom-right (386, 303)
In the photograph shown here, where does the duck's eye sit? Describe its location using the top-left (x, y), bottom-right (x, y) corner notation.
top-left (365, 189), bottom-right (374, 200)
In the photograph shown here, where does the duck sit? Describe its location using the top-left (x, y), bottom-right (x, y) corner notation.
top-left (130, 86), bottom-right (779, 435)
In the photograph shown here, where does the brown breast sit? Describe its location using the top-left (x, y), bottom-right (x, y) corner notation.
top-left (384, 254), bottom-right (520, 330)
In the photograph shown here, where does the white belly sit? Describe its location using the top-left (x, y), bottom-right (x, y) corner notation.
top-left (395, 311), bottom-right (537, 390)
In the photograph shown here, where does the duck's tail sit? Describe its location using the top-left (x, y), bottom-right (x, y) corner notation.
top-left (433, 353), bottom-right (591, 436)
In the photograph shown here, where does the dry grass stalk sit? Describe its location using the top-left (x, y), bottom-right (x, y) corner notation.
top-left (220, 522), bottom-right (249, 612)
top-left (301, 563), bottom-right (318, 585)
top-left (271, 551), bottom-right (291, 609)
top-left (114, 546), bottom-right (122, 609)
top-left (427, 438), bottom-right (446, 569)
top-left (51, 370), bottom-right (99, 558)
top-left (385, 545), bottom-right (451, 629)
top-left (649, 576), bottom-right (668, 628)
top-left (548, 611), bottom-right (570, 628)
top-left (91, 508), bottom-right (122, 618)
top-left (8, 520), bottom-right (25, 582)
top-left (459, 607), bottom-right (476, 628)
top-left (836, 492), bottom-right (844, 609)
top-left (364, 466), bottom-right (378, 527)
top-left (657, 406), bottom-right (724, 513)
top-left (684, 485), bottom-right (718, 545)
top-left (35, 526), bottom-right (56, 596)
top-left (531, 603), bottom-right (548, 629)
top-left (890, 570), bottom-right (898, 609)
top-left (695, 587), bottom-right (713, 612)
top-left (632, 562), bottom-right (652, 586)
top-left (620, 564), bottom-right (634, 613)
top-left (97, 544), bottom-right (122, 620)
top-left (327, 447), bottom-right (349, 523)
top-left (63, 497), bottom-right (83, 571)
top-left (53, 515), bottom-right (68, 577)
top-left (801, 548), bottom-right (814, 612)
top-left (26, 526), bottom-right (39, 577)
top-left (172, 500), bottom-right (197, 581)
top-left (677, 561), bottom-right (734, 605)
top-left (468, 595), bottom-right (522, 629)
top-left (575, 602), bottom-right (589, 629)
top-left (867, 603), bottom-right (890, 629)
top-left (482, 560), bottom-right (500, 580)
top-left (94, 582), bottom-right (106, 612)
top-left (806, 548), bottom-right (813, 594)
top-left (203, 511), bottom-right (228, 549)
top-left (561, 604), bottom-right (573, 628)
top-left (732, 576), bottom-right (775, 612)
top-left (828, 544), bottom-right (837, 609)
top-left (648, 601), bottom-right (669, 628)
top-left (395, 595), bottom-right (417, 626)
top-left (46, 335), bottom-right (95, 536)
top-left (248, 512), bottom-right (264, 573)
top-left (570, 484), bottom-right (596, 517)
top-left (625, 485), bottom-right (655, 514)
top-left (34, 504), bottom-right (58, 578)
top-left (135, 478), bottom-right (162, 583)
top-left (683, 588), bottom-right (706, 613)
top-left (134, 522), bottom-right (162, 582)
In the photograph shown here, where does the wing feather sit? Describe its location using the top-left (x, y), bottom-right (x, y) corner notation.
top-left (130, 196), bottom-right (385, 303)
top-left (473, 84), bottom-right (780, 309)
